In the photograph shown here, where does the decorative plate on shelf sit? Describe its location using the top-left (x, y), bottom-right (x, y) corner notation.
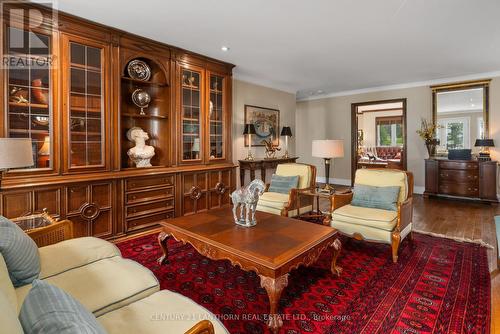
top-left (127, 59), bottom-right (151, 81)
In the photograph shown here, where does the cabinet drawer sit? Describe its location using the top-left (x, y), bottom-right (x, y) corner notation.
top-left (439, 169), bottom-right (479, 182)
top-left (126, 199), bottom-right (175, 218)
top-left (126, 210), bottom-right (174, 232)
top-left (126, 187), bottom-right (174, 204)
top-left (439, 183), bottom-right (479, 197)
top-left (126, 175), bottom-right (174, 191)
top-left (439, 161), bottom-right (478, 170)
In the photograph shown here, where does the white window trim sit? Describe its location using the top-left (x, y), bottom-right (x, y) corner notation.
top-left (436, 116), bottom-right (471, 150)
top-left (376, 123), bottom-right (401, 147)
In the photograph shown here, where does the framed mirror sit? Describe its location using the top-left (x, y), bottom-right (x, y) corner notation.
top-left (431, 80), bottom-right (490, 156)
top-left (351, 99), bottom-right (407, 183)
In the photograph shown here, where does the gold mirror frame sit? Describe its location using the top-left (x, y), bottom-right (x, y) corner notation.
top-left (431, 79), bottom-right (490, 140)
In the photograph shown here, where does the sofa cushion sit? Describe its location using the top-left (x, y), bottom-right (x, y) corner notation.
top-left (351, 184), bottom-right (400, 211)
top-left (0, 253), bottom-right (18, 312)
top-left (355, 169), bottom-right (407, 203)
top-left (331, 204), bottom-right (398, 231)
top-left (19, 280), bottom-right (106, 334)
top-left (276, 163), bottom-right (312, 189)
top-left (0, 289), bottom-right (23, 334)
top-left (16, 257), bottom-right (159, 317)
top-left (39, 237), bottom-right (121, 279)
top-left (268, 174), bottom-right (299, 194)
top-left (0, 216), bottom-right (40, 287)
top-left (98, 290), bottom-right (229, 334)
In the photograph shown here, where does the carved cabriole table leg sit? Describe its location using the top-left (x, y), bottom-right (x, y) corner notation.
top-left (331, 238), bottom-right (343, 276)
top-left (157, 231), bottom-right (171, 265)
top-left (260, 274), bottom-right (289, 334)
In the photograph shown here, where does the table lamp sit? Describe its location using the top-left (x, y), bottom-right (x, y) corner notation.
top-left (243, 124), bottom-right (256, 160)
top-left (280, 126), bottom-right (292, 158)
top-left (312, 139), bottom-right (344, 193)
top-left (0, 138), bottom-right (34, 185)
top-left (475, 138), bottom-right (494, 161)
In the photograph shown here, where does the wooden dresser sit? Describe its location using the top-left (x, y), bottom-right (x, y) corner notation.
top-left (424, 159), bottom-right (498, 202)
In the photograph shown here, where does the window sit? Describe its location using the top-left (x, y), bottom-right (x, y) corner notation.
top-left (436, 117), bottom-right (470, 150)
top-left (478, 117), bottom-right (484, 139)
top-left (376, 116), bottom-right (403, 147)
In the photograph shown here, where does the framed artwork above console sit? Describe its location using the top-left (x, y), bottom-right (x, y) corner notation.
top-left (244, 105), bottom-right (279, 147)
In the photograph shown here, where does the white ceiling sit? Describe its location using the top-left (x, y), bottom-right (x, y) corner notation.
top-left (56, 0), bottom-right (500, 100)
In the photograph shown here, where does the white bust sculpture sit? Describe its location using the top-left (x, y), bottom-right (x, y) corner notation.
top-left (127, 127), bottom-right (155, 168)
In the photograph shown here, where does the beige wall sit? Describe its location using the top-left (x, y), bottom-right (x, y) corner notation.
top-left (232, 80), bottom-right (296, 186)
top-left (296, 76), bottom-right (500, 192)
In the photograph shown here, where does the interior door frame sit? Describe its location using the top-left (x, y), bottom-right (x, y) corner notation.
top-left (351, 98), bottom-right (408, 185)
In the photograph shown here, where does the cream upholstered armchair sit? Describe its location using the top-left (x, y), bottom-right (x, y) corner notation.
top-left (256, 163), bottom-right (316, 217)
top-left (331, 169), bottom-right (414, 263)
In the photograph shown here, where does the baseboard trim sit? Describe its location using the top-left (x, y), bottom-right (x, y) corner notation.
top-left (414, 229), bottom-right (494, 249)
top-left (316, 177), bottom-right (351, 186)
top-left (414, 186), bottom-right (425, 195)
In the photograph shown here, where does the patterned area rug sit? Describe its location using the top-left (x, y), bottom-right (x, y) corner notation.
top-left (116, 233), bottom-right (490, 334)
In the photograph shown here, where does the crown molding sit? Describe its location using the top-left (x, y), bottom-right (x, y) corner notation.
top-left (296, 70), bottom-right (500, 102)
top-left (233, 73), bottom-right (297, 95)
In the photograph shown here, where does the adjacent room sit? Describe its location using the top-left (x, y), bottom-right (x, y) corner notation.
top-left (0, 1), bottom-right (499, 334)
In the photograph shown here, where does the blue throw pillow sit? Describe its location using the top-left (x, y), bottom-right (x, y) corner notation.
top-left (0, 216), bottom-right (40, 287)
top-left (351, 184), bottom-right (401, 211)
top-left (19, 280), bottom-right (107, 334)
top-left (268, 174), bottom-right (299, 194)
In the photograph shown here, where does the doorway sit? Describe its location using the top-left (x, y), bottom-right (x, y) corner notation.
top-left (351, 98), bottom-right (408, 184)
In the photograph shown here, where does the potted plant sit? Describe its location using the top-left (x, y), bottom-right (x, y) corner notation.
top-left (417, 118), bottom-right (441, 157)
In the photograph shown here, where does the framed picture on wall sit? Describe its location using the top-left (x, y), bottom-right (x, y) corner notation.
top-left (244, 105), bottom-right (280, 147)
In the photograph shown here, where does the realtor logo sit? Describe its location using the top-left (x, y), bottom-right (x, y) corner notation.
top-left (1, 0), bottom-right (58, 69)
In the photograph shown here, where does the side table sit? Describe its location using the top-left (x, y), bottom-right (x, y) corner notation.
top-left (11, 210), bottom-right (73, 247)
top-left (296, 188), bottom-right (352, 225)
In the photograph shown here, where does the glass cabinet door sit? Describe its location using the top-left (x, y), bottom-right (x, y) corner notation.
top-left (67, 40), bottom-right (105, 168)
top-left (181, 68), bottom-right (203, 161)
top-left (208, 74), bottom-right (225, 160)
top-left (5, 27), bottom-right (52, 169)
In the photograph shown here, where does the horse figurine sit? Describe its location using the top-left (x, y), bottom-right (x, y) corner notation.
top-left (230, 179), bottom-right (266, 227)
top-left (261, 139), bottom-right (281, 159)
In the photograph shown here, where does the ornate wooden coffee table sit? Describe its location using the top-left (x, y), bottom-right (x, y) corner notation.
top-left (157, 207), bottom-right (342, 333)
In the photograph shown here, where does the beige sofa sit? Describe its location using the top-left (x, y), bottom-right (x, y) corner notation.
top-left (0, 236), bottom-right (228, 334)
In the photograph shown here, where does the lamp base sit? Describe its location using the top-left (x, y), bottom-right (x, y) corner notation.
top-left (245, 152), bottom-right (254, 161)
top-left (282, 150), bottom-right (289, 159)
top-left (478, 152), bottom-right (491, 161)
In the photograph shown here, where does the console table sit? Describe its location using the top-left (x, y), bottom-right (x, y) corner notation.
top-left (238, 157), bottom-right (298, 186)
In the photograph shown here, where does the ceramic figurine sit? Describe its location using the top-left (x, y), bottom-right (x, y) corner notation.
top-left (230, 179), bottom-right (265, 227)
top-left (127, 127), bottom-right (155, 167)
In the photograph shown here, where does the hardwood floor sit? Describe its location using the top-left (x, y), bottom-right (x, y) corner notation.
top-left (321, 192), bottom-right (499, 333)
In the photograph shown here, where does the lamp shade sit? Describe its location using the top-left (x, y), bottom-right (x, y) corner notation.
top-left (38, 136), bottom-right (50, 155)
top-left (0, 138), bottom-right (34, 169)
top-left (243, 124), bottom-right (256, 135)
top-left (312, 139), bottom-right (344, 158)
top-left (475, 139), bottom-right (494, 147)
top-left (280, 126), bottom-right (292, 137)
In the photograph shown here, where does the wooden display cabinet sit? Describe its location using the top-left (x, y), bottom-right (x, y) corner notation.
top-left (120, 50), bottom-right (171, 169)
top-left (0, 3), bottom-right (235, 240)
top-left (61, 33), bottom-right (111, 172)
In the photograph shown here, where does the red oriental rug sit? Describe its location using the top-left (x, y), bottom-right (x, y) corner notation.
top-left (116, 233), bottom-right (490, 334)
